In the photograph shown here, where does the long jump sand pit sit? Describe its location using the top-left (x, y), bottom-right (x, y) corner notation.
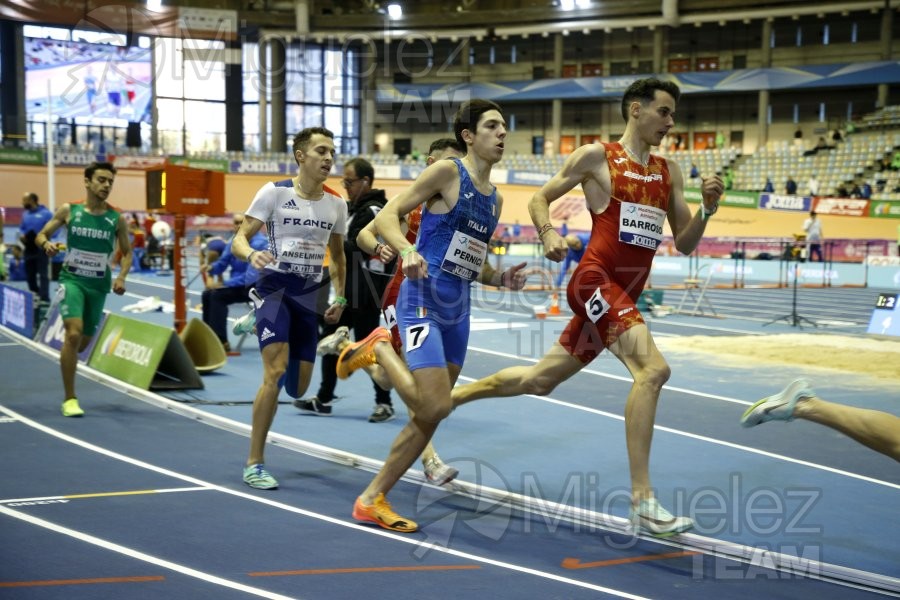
top-left (655, 334), bottom-right (900, 382)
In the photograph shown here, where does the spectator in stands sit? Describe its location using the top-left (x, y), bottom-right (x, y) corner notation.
top-left (860, 181), bottom-right (872, 200)
top-left (763, 177), bottom-right (774, 193)
top-left (689, 163), bottom-right (700, 179)
top-left (512, 220), bottom-right (522, 241)
top-left (831, 128), bottom-right (843, 142)
top-left (836, 182), bottom-right (849, 197)
top-left (201, 213), bottom-right (267, 353)
top-left (7, 245), bottom-right (27, 281)
top-left (715, 131), bottom-right (726, 149)
top-left (803, 210), bottom-right (823, 262)
top-left (807, 174), bottom-right (820, 196)
top-left (19, 192), bottom-right (53, 303)
top-left (785, 176), bottom-right (798, 195)
top-left (723, 167), bottom-right (734, 191)
top-left (793, 127), bottom-right (803, 148)
top-left (891, 151), bottom-right (900, 171)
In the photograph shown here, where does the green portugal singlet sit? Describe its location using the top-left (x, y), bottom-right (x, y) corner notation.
top-left (60, 204), bottom-right (120, 294)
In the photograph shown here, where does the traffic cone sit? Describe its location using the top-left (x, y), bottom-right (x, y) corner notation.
top-left (548, 292), bottom-right (561, 316)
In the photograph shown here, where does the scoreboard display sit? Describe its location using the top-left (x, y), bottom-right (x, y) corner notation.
top-left (866, 293), bottom-right (900, 336)
top-left (146, 165), bottom-right (225, 216)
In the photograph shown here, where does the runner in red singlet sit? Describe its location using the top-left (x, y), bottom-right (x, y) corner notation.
top-left (450, 78), bottom-right (724, 537)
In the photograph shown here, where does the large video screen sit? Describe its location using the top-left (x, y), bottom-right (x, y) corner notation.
top-left (25, 37), bottom-right (153, 125)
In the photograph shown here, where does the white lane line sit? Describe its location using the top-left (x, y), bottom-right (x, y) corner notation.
top-left (468, 345), bottom-right (750, 406)
top-left (0, 404), bottom-right (650, 600)
top-left (453, 371), bottom-right (900, 490)
top-left (0, 504), bottom-right (299, 600)
top-left (0, 487), bottom-right (211, 505)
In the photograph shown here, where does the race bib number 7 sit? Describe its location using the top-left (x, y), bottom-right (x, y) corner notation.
top-left (584, 287), bottom-right (610, 323)
top-left (405, 323), bottom-right (429, 351)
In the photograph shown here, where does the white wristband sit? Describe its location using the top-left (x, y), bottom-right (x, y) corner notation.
top-left (700, 202), bottom-right (718, 221)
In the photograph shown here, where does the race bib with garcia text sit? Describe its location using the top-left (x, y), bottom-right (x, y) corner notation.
top-left (618, 202), bottom-right (666, 250)
top-left (439, 231), bottom-right (488, 281)
top-left (64, 248), bottom-right (108, 278)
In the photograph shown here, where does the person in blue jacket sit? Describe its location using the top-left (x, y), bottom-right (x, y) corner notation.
top-left (555, 233), bottom-right (591, 288)
top-left (19, 192), bottom-right (53, 302)
top-left (201, 213), bottom-right (268, 352)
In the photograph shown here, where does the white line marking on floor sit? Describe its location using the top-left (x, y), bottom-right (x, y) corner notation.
top-left (0, 504), bottom-right (300, 600)
top-left (453, 373), bottom-right (900, 491)
top-left (0, 487), bottom-right (210, 505)
top-left (0, 404), bottom-right (650, 600)
top-left (468, 345), bottom-right (750, 406)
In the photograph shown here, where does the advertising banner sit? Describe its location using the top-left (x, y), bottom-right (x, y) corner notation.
top-left (758, 194), bottom-right (812, 212)
top-left (87, 313), bottom-right (202, 390)
top-left (169, 156), bottom-right (229, 172)
top-left (0, 148), bottom-right (43, 166)
top-left (813, 197), bottom-right (869, 217)
top-left (684, 188), bottom-right (758, 208)
top-left (229, 160), bottom-right (289, 174)
top-left (869, 201), bottom-right (900, 219)
top-left (36, 303), bottom-right (106, 361)
top-left (0, 283), bottom-right (34, 338)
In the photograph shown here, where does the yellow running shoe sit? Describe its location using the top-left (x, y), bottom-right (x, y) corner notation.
top-left (352, 493), bottom-right (418, 532)
top-left (61, 398), bottom-right (84, 417)
top-left (336, 327), bottom-right (390, 379)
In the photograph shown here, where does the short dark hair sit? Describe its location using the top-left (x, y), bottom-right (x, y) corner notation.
top-left (454, 99), bottom-right (504, 149)
top-left (84, 161), bottom-right (117, 180)
top-left (344, 157), bottom-right (374, 182)
top-left (25, 192), bottom-right (38, 203)
top-left (292, 127), bottom-right (335, 157)
top-left (428, 137), bottom-right (463, 156)
top-left (620, 78), bottom-right (681, 122)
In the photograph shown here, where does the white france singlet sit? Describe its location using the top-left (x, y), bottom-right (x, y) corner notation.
top-left (245, 179), bottom-right (348, 282)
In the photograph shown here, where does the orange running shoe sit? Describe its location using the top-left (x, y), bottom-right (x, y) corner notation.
top-left (336, 327), bottom-right (390, 379)
top-left (352, 493), bottom-right (418, 532)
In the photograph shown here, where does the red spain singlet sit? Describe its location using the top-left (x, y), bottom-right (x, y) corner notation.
top-left (381, 205), bottom-right (422, 352)
top-left (559, 142), bottom-right (671, 363)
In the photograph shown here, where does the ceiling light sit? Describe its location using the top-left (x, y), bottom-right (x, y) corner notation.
top-left (387, 3), bottom-right (402, 19)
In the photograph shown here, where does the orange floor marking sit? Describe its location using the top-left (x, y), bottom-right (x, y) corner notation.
top-left (250, 564), bottom-right (481, 577)
top-left (562, 551), bottom-right (700, 570)
top-left (0, 575), bottom-right (165, 588)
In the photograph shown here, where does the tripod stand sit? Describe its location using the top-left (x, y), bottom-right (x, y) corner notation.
top-left (764, 259), bottom-right (818, 328)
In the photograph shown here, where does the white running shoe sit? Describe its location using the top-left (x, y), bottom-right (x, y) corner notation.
top-left (232, 309), bottom-right (256, 336)
top-left (423, 455), bottom-right (459, 486)
top-left (317, 326), bottom-right (350, 356)
top-left (741, 379), bottom-right (815, 428)
top-left (629, 498), bottom-right (693, 537)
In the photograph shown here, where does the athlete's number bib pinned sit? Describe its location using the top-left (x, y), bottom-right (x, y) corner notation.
top-left (64, 248), bottom-right (108, 278)
top-left (383, 304), bottom-right (397, 330)
top-left (278, 238), bottom-right (324, 278)
top-left (585, 287), bottom-right (610, 323)
top-left (405, 323), bottom-right (429, 351)
top-left (618, 202), bottom-right (666, 250)
top-left (440, 230), bottom-right (487, 281)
